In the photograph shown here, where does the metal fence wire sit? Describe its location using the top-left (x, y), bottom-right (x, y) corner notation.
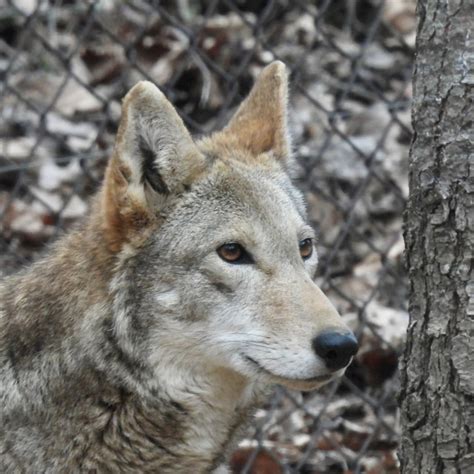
top-left (0, 0), bottom-right (414, 472)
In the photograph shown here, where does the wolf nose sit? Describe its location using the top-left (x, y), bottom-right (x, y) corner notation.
top-left (312, 331), bottom-right (359, 371)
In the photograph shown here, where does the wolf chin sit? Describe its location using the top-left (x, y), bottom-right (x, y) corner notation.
top-left (0, 61), bottom-right (358, 473)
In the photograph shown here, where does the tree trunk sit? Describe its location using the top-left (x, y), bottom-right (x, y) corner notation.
top-left (400, 0), bottom-right (474, 473)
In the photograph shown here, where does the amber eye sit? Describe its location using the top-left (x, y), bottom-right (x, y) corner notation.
top-left (217, 243), bottom-right (249, 264)
top-left (299, 238), bottom-right (313, 260)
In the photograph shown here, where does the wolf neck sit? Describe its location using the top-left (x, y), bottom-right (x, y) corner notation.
top-left (99, 257), bottom-right (267, 469)
top-left (101, 248), bottom-right (268, 470)
top-left (144, 365), bottom-right (265, 469)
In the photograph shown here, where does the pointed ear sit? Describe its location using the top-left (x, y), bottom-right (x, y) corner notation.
top-left (223, 61), bottom-right (291, 165)
top-left (101, 81), bottom-right (205, 252)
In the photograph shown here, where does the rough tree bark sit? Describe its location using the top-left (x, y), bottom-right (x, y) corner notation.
top-left (400, 0), bottom-right (474, 472)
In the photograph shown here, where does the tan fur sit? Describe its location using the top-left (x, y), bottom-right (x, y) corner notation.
top-left (102, 158), bottom-right (154, 252)
top-left (218, 61), bottom-right (290, 162)
top-left (0, 62), bottom-right (356, 473)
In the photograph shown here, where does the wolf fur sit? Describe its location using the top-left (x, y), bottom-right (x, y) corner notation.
top-left (0, 61), bottom-right (354, 473)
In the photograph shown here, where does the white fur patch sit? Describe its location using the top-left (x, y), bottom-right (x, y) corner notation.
top-left (154, 289), bottom-right (180, 311)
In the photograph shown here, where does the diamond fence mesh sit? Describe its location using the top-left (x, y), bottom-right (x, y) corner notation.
top-left (0, 0), bottom-right (414, 472)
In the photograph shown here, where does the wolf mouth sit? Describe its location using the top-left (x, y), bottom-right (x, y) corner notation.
top-left (243, 355), bottom-right (333, 383)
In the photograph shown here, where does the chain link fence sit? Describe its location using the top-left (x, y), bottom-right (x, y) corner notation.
top-left (0, 0), bottom-right (414, 472)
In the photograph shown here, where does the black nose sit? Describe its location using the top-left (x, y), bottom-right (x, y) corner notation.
top-left (312, 330), bottom-right (359, 371)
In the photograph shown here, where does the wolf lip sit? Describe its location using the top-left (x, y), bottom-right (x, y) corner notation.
top-left (243, 355), bottom-right (332, 383)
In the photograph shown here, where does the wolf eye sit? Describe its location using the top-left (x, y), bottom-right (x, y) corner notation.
top-left (217, 243), bottom-right (252, 264)
top-left (299, 238), bottom-right (313, 260)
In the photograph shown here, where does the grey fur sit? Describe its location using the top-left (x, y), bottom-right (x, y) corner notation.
top-left (0, 63), bottom-right (353, 473)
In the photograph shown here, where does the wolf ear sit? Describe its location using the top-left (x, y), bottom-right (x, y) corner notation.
top-left (223, 61), bottom-right (291, 166)
top-left (101, 81), bottom-right (205, 252)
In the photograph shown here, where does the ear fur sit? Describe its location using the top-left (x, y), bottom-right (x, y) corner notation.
top-left (101, 81), bottom-right (205, 252)
top-left (222, 61), bottom-right (292, 166)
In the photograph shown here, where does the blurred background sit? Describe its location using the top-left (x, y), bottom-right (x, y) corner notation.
top-left (0, 0), bottom-right (414, 472)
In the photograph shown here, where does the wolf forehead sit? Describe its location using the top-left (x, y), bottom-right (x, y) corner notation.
top-left (179, 146), bottom-right (306, 219)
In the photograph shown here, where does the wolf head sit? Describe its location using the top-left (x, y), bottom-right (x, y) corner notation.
top-left (100, 61), bottom-right (357, 392)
